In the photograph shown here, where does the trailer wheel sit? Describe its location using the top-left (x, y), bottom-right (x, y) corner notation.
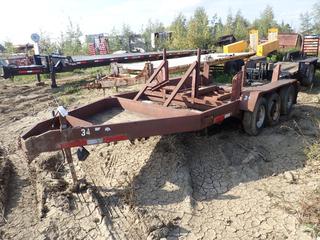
top-left (301, 64), bottom-right (315, 86)
top-left (266, 93), bottom-right (281, 126)
top-left (280, 85), bottom-right (295, 115)
top-left (242, 97), bottom-right (267, 136)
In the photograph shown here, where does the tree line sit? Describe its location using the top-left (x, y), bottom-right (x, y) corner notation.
top-left (300, 1), bottom-right (320, 34)
top-left (3, 4), bottom-right (319, 56)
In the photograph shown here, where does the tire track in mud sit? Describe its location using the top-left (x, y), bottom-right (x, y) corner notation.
top-left (82, 147), bottom-right (148, 239)
top-left (80, 110), bottom-right (319, 240)
top-left (81, 136), bottom-right (195, 239)
top-left (0, 82), bottom-right (57, 239)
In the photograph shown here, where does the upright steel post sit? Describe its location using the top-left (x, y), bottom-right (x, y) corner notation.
top-left (58, 114), bottom-right (78, 186)
top-left (63, 148), bottom-right (79, 185)
top-left (162, 49), bottom-right (169, 82)
top-left (50, 57), bottom-right (57, 88)
top-left (191, 49), bottom-right (201, 100)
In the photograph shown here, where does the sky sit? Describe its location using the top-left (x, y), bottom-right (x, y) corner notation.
top-left (0, 0), bottom-right (318, 44)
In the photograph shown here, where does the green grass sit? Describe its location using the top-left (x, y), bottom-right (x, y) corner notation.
top-left (299, 142), bottom-right (320, 238)
top-left (50, 78), bottom-right (89, 106)
top-left (305, 142), bottom-right (320, 163)
top-left (11, 74), bottom-right (50, 84)
top-left (213, 72), bottom-right (233, 83)
top-left (52, 78), bottom-right (87, 95)
top-left (315, 70), bottom-right (320, 82)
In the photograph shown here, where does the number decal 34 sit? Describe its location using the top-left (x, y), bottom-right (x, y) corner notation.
top-left (81, 128), bottom-right (91, 136)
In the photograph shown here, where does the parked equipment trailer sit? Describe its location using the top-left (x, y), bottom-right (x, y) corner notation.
top-left (247, 50), bottom-right (318, 86)
top-left (20, 49), bottom-right (299, 187)
top-left (1, 50), bottom-right (209, 88)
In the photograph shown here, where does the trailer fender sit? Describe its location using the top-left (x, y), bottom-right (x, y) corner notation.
top-left (240, 81), bottom-right (299, 112)
top-left (239, 91), bottom-right (262, 112)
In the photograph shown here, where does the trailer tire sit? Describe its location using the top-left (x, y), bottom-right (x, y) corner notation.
top-left (242, 97), bottom-right (267, 136)
top-left (280, 85), bottom-right (295, 115)
top-left (301, 64), bottom-right (315, 86)
top-left (266, 93), bottom-right (281, 126)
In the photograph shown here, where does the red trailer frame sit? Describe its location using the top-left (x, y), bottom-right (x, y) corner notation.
top-left (20, 49), bottom-right (299, 186)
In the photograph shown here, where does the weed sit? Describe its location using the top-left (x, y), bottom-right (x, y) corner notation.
top-left (298, 143), bottom-right (320, 238)
top-left (299, 188), bottom-right (320, 238)
top-left (305, 142), bottom-right (320, 164)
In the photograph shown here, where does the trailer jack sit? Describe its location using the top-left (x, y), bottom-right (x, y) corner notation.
top-left (77, 147), bottom-right (90, 161)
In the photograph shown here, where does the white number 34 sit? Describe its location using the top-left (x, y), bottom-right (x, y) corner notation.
top-left (81, 128), bottom-right (91, 136)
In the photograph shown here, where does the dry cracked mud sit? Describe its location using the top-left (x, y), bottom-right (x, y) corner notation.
top-left (0, 77), bottom-right (319, 240)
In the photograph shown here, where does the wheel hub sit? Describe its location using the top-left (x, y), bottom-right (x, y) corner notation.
top-left (256, 105), bottom-right (266, 128)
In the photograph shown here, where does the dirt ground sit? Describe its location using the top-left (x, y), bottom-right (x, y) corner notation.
top-left (0, 76), bottom-right (319, 240)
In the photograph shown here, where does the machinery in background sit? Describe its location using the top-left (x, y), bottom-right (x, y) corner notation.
top-left (151, 31), bottom-right (172, 50)
top-left (86, 34), bottom-right (110, 55)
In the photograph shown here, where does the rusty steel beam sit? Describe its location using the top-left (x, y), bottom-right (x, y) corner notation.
top-left (271, 64), bottom-right (281, 82)
top-left (134, 59), bottom-right (167, 101)
top-left (163, 62), bottom-right (197, 107)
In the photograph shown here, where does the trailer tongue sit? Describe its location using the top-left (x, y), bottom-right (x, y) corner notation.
top-left (20, 49), bottom-right (299, 188)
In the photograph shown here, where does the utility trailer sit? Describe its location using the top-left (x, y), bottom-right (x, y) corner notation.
top-left (20, 49), bottom-right (299, 186)
top-left (1, 50), bottom-right (209, 88)
top-left (247, 51), bottom-right (318, 86)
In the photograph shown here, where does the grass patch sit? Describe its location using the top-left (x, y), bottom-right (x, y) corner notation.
top-left (299, 187), bottom-right (320, 238)
top-left (315, 70), bottom-right (320, 83)
top-left (51, 78), bottom-right (88, 106)
top-left (305, 142), bottom-right (320, 163)
top-left (52, 79), bottom-right (86, 96)
top-left (213, 72), bottom-right (233, 83)
top-left (299, 142), bottom-right (320, 238)
top-left (168, 70), bottom-right (232, 84)
top-left (11, 74), bottom-right (50, 85)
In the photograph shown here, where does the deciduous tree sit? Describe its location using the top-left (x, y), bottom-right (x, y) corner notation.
top-left (186, 7), bottom-right (212, 49)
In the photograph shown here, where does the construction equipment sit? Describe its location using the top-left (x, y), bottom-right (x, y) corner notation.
top-left (256, 40), bottom-right (279, 57)
top-left (247, 50), bottom-right (318, 86)
top-left (223, 40), bottom-right (248, 53)
top-left (223, 28), bottom-right (279, 56)
top-left (20, 49), bottom-right (299, 186)
top-left (86, 34), bottom-right (110, 55)
top-left (1, 50), bottom-right (209, 88)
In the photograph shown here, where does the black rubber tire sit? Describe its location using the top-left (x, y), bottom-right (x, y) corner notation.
top-left (280, 85), bottom-right (295, 115)
top-left (266, 92), bottom-right (281, 126)
top-left (242, 97), bottom-right (267, 136)
top-left (301, 64), bottom-right (315, 86)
